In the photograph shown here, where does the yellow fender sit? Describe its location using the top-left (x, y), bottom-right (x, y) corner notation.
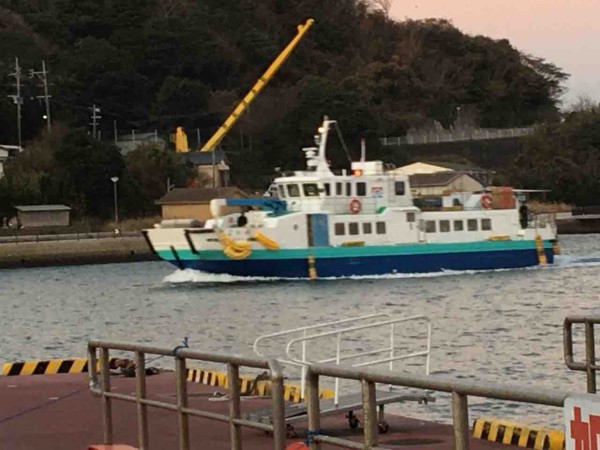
top-left (219, 232), bottom-right (252, 260)
top-left (254, 232), bottom-right (280, 250)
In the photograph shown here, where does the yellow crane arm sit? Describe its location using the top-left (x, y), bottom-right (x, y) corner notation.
top-left (200, 18), bottom-right (315, 152)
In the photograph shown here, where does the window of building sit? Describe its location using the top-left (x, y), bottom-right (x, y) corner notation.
top-left (407, 212), bottom-right (416, 223)
top-left (481, 218), bottom-right (492, 231)
top-left (323, 183), bottom-right (331, 196)
top-left (376, 222), bottom-right (386, 234)
top-left (467, 219), bottom-right (478, 231)
top-left (334, 223), bottom-right (345, 235)
top-left (425, 220), bottom-right (436, 233)
top-left (349, 223), bottom-right (359, 235)
top-left (346, 182), bottom-right (352, 196)
top-left (363, 223), bottom-right (372, 234)
top-left (356, 182), bottom-right (366, 197)
top-left (395, 181), bottom-right (405, 196)
top-left (453, 220), bottom-right (464, 231)
top-left (277, 185), bottom-right (286, 198)
top-left (303, 183), bottom-right (319, 197)
top-left (336, 183), bottom-right (343, 196)
top-left (440, 220), bottom-right (450, 232)
top-left (287, 184), bottom-right (300, 197)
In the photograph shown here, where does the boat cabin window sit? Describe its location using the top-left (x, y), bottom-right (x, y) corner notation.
top-left (454, 220), bottom-right (464, 231)
top-left (425, 221), bottom-right (436, 233)
top-left (356, 182), bottom-right (366, 197)
top-left (395, 181), bottom-right (406, 196)
top-left (334, 223), bottom-right (345, 236)
top-left (481, 218), bottom-right (492, 231)
top-left (376, 222), bottom-right (386, 234)
top-left (440, 220), bottom-right (450, 232)
top-left (323, 183), bottom-right (331, 196)
top-left (467, 219), bottom-right (478, 231)
top-left (346, 182), bottom-right (352, 196)
top-left (303, 183), bottom-right (319, 197)
top-left (336, 183), bottom-right (343, 196)
top-left (287, 184), bottom-right (300, 197)
top-left (363, 223), bottom-right (372, 234)
top-left (349, 223), bottom-right (359, 235)
top-left (277, 185), bottom-right (286, 198)
top-left (407, 212), bottom-right (416, 223)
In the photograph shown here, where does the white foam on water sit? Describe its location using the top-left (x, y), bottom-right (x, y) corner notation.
top-left (163, 269), bottom-right (282, 284)
top-left (553, 254), bottom-right (600, 268)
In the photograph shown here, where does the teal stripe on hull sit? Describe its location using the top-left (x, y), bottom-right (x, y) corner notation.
top-left (157, 240), bottom-right (552, 261)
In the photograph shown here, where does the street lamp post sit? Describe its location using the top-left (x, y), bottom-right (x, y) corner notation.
top-left (110, 176), bottom-right (119, 233)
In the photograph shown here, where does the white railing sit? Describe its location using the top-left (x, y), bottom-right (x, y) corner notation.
top-left (254, 313), bottom-right (432, 405)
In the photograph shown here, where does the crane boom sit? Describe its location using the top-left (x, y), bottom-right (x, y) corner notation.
top-left (200, 18), bottom-right (314, 152)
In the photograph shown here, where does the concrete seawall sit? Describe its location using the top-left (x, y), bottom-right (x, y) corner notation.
top-left (0, 236), bottom-right (158, 269)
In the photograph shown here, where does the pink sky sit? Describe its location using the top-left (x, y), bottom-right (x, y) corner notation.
top-left (390, 0), bottom-right (600, 107)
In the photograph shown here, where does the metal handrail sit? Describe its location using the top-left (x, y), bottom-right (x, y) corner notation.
top-left (304, 362), bottom-right (573, 450)
top-left (564, 315), bottom-right (600, 393)
top-left (87, 340), bottom-right (287, 450)
top-left (284, 315), bottom-right (432, 405)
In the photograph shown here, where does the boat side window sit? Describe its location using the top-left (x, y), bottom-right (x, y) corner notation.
top-left (356, 182), bottom-right (366, 197)
top-left (277, 185), bottom-right (286, 198)
top-left (453, 220), bottom-right (464, 231)
top-left (334, 223), bottom-right (345, 236)
top-left (323, 183), bottom-right (331, 197)
top-left (287, 184), bottom-right (300, 197)
top-left (303, 183), bottom-right (319, 197)
top-left (406, 212), bottom-right (416, 222)
top-left (346, 182), bottom-right (352, 196)
top-left (363, 223), bottom-right (372, 234)
top-left (467, 219), bottom-right (478, 231)
top-left (395, 181), bottom-right (405, 196)
top-left (336, 182), bottom-right (343, 196)
top-left (376, 222), bottom-right (386, 234)
top-left (425, 220), bottom-right (436, 233)
top-left (349, 223), bottom-right (359, 235)
top-left (440, 220), bottom-right (450, 232)
top-left (481, 218), bottom-right (492, 231)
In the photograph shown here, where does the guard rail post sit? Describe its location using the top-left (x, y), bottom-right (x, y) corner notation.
top-left (585, 321), bottom-right (597, 393)
top-left (269, 359), bottom-right (287, 450)
top-left (564, 316), bottom-right (600, 393)
top-left (175, 356), bottom-right (190, 450)
top-left (100, 347), bottom-right (114, 445)
top-left (135, 351), bottom-right (149, 450)
top-left (362, 380), bottom-right (378, 448)
top-left (452, 392), bottom-right (470, 450)
top-left (228, 362), bottom-right (242, 450)
top-left (306, 368), bottom-right (321, 450)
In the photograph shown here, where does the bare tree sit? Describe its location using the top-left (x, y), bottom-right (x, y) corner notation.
top-left (369, 0), bottom-right (394, 19)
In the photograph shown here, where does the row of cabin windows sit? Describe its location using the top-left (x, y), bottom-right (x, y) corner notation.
top-left (334, 221), bottom-right (387, 236)
top-left (278, 182), bottom-right (405, 199)
top-left (425, 218), bottom-right (492, 233)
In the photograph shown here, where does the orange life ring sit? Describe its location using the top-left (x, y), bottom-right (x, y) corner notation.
top-left (349, 198), bottom-right (362, 214)
top-left (480, 194), bottom-right (493, 209)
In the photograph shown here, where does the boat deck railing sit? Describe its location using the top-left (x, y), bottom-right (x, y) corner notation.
top-left (88, 339), bottom-right (573, 450)
top-left (564, 315), bottom-right (600, 393)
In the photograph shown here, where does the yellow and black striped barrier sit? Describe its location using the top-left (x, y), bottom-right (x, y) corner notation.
top-left (1, 358), bottom-right (119, 377)
top-left (186, 367), bottom-right (334, 404)
top-left (473, 417), bottom-right (565, 450)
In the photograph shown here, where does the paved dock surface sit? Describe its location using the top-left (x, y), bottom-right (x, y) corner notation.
top-left (1, 372), bottom-right (513, 450)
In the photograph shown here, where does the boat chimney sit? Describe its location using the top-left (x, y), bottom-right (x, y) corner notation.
top-left (360, 138), bottom-right (366, 162)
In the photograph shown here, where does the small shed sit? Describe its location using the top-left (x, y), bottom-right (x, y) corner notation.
top-left (183, 150), bottom-right (230, 188)
top-left (15, 205), bottom-right (71, 228)
top-left (409, 172), bottom-right (483, 197)
top-left (156, 187), bottom-right (247, 221)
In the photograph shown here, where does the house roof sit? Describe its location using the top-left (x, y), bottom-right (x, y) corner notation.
top-left (156, 187), bottom-right (247, 205)
top-left (409, 172), bottom-right (467, 187)
top-left (15, 205), bottom-right (71, 212)
top-left (183, 150), bottom-right (226, 166)
top-left (423, 161), bottom-right (488, 173)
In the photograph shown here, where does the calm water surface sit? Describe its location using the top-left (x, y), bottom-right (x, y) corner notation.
top-left (1, 234), bottom-right (599, 427)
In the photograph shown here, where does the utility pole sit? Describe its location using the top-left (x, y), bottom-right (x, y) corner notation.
top-left (89, 104), bottom-right (101, 139)
top-left (7, 57), bottom-right (23, 150)
top-left (30, 60), bottom-right (52, 131)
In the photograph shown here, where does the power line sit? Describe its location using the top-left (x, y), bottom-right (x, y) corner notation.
top-left (29, 60), bottom-right (52, 132)
top-left (7, 57), bottom-right (23, 150)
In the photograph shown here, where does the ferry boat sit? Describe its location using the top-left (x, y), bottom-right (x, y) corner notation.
top-left (144, 118), bottom-right (558, 278)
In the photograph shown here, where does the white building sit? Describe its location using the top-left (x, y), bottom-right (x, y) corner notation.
top-left (0, 148), bottom-right (8, 179)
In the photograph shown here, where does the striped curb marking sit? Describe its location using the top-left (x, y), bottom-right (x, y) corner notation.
top-left (2, 358), bottom-right (119, 377)
top-left (473, 417), bottom-right (565, 450)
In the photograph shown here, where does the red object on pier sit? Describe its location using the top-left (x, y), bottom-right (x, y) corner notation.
top-left (88, 445), bottom-right (138, 450)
